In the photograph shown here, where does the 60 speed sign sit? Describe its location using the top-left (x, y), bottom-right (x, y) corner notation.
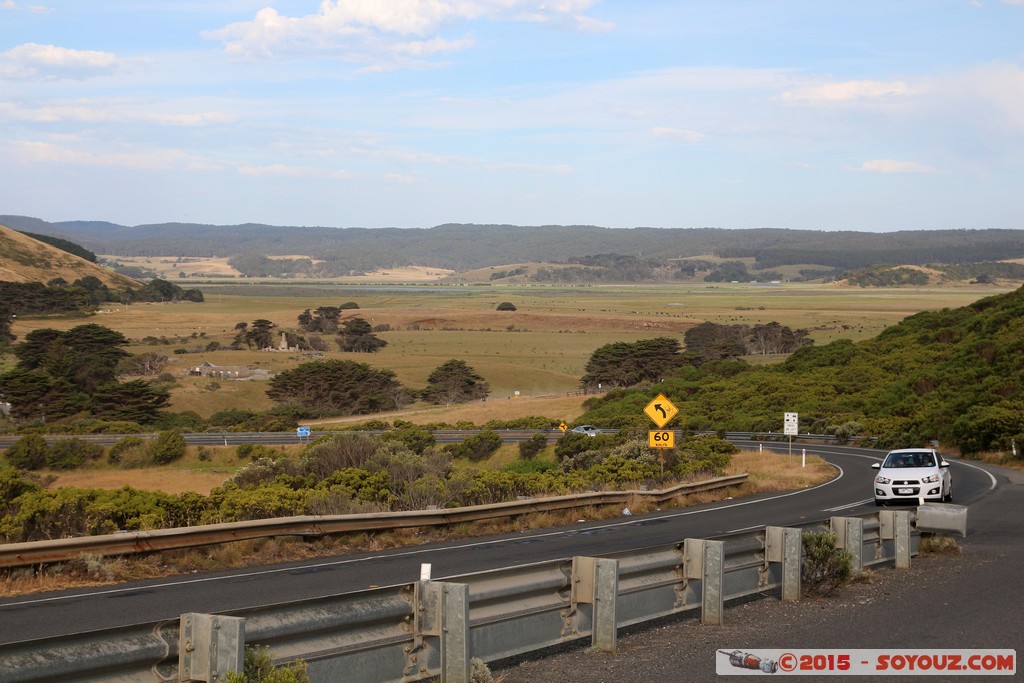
top-left (648, 430), bottom-right (675, 448)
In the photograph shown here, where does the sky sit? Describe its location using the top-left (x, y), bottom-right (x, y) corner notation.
top-left (1, 1), bottom-right (1023, 231)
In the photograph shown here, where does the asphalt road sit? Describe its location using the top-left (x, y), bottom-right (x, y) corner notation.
top-left (0, 443), bottom-right (999, 645)
top-left (497, 462), bottom-right (1024, 683)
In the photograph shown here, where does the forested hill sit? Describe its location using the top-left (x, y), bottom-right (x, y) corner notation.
top-left (3, 215), bottom-right (1024, 273)
top-left (581, 285), bottom-right (1024, 455)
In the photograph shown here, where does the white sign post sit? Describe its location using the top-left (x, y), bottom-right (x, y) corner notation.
top-left (784, 412), bottom-right (798, 456)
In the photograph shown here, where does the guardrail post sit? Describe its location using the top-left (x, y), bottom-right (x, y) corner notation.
top-left (179, 613), bottom-right (245, 683)
top-left (415, 581), bottom-right (470, 683)
top-left (572, 556), bottom-right (619, 652)
top-left (830, 516), bottom-right (864, 573)
top-left (879, 510), bottom-right (912, 569)
top-left (765, 527), bottom-right (801, 601)
top-left (684, 538), bottom-right (724, 625)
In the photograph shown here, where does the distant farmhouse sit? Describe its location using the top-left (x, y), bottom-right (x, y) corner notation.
top-left (188, 362), bottom-right (274, 381)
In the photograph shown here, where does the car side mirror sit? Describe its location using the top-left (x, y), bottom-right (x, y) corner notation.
top-left (939, 461), bottom-right (950, 468)
top-left (872, 463), bottom-right (881, 469)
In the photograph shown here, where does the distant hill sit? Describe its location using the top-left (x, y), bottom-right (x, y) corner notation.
top-left (0, 223), bottom-right (138, 290)
top-left (3, 215), bottom-right (1024, 281)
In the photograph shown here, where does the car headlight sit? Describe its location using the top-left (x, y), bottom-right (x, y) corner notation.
top-left (875, 475), bottom-right (891, 485)
top-left (921, 473), bottom-right (940, 483)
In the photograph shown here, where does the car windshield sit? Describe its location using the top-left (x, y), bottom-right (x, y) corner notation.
top-left (884, 452), bottom-right (935, 468)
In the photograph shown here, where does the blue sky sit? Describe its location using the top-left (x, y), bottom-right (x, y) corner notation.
top-left (1, 1), bottom-right (1022, 231)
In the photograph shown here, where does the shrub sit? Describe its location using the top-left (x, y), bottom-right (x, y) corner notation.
top-left (470, 658), bottom-right (494, 683)
top-left (47, 438), bottom-right (103, 470)
top-left (554, 432), bottom-right (607, 461)
top-left (496, 301), bottom-right (517, 311)
top-left (300, 433), bottom-right (379, 480)
top-left (226, 646), bottom-right (309, 683)
top-left (801, 531), bottom-right (853, 596)
top-left (230, 457), bottom-right (297, 488)
top-left (518, 433), bottom-right (549, 459)
top-left (108, 436), bottom-right (149, 467)
top-left (446, 430), bottom-right (503, 462)
top-left (236, 444), bottom-right (283, 462)
top-left (6, 434), bottom-right (49, 470)
top-left (149, 429), bottom-right (187, 465)
top-left (380, 424), bottom-right (436, 455)
top-left (210, 409), bottom-right (260, 427)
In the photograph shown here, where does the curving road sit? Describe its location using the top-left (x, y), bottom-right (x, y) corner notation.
top-left (0, 442), bottom-right (999, 645)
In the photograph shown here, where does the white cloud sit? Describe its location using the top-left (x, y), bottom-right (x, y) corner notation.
top-left (782, 79), bottom-right (912, 103)
top-left (8, 140), bottom-right (188, 170)
top-left (0, 100), bottom-right (237, 126)
top-left (0, 43), bottom-right (119, 80)
top-left (204, 0), bottom-right (608, 62)
top-left (651, 126), bottom-right (706, 143)
top-left (238, 163), bottom-right (350, 179)
top-left (858, 159), bottom-right (936, 174)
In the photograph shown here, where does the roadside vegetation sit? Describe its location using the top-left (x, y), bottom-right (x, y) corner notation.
top-left (0, 446), bottom-right (830, 596)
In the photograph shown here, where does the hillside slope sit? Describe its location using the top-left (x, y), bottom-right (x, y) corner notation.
top-left (581, 285), bottom-right (1024, 454)
top-left (0, 223), bottom-right (138, 290)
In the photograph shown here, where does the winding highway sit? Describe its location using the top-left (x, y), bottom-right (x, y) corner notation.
top-left (0, 441), bottom-right (1000, 645)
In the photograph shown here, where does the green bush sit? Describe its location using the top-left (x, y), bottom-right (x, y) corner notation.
top-left (47, 438), bottom-right (103, 470)
top-left (108, 436), bottom-right (149, 466)
top-left (801, 531), bottom-right (853, 596)
top-left (300, 433), bottom-right (379, 479)
top-left (518, 433), bottom-right (549, 459)
top-left (446, 430), bottom-right (503, 462)
top-left (554, 432), bottom-right (604, 461)
top-left (380, 424), bottom-right (436, 455)
top-left (226, 646), bottom-right (309, 683)
top-left (149, 429), bottom-right (187, 465)
top-left (6, 434), bottom-right (50, 470)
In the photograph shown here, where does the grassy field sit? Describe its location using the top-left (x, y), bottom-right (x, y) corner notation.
top-left (6, 281), bottom-right (1008, 417)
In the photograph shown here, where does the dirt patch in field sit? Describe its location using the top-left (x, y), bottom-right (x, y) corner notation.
top-left (398, 309), bottom-right (697, 334)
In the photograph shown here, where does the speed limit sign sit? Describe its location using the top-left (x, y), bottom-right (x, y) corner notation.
top-left (648, 430), bottom-right (675, 448)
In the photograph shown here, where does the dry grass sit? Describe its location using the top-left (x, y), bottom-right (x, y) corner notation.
top-left (919, 534), bottom-right (962, 556)
top-left (726, 448), bottom-right (835, 493)
top-left (51, 468), bottom-right (233, 495)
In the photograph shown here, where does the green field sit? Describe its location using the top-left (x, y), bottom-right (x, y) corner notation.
top-left (6, 282), bottom-right (1008, 418)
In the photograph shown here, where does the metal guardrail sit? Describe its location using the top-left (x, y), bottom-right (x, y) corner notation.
top-left (0, 429), bottom-right (870, 450)
top-left (0, 508), bottom-right (931, 683)
top-left (0, 474), bottom-right (748, 568)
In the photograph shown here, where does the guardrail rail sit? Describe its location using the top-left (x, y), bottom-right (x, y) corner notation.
top-left (0, 507), bottom-right (945, 683)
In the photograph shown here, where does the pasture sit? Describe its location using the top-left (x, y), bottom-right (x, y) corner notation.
top-left (6, 280), bottom-right (1007, 418)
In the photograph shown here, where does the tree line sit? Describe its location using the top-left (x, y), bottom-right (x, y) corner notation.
top-left (10, 215), bottom-right (1024, 274)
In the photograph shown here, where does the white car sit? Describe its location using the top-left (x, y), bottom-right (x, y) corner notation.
top-left (872, 448), bottom-right (952, 506)
top-left (570, 425), bottom-right (600, 436)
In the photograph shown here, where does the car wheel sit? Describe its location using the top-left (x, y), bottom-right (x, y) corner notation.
top-left (875, 498), bottom-right (884, 507)
top-left (944, 486), bottom-right (952, 503)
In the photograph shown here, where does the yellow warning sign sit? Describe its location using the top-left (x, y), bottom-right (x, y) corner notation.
top-left (648, 430), bottom-right (675, 448)
top-left (643, 393), bottom-right (678, 428)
